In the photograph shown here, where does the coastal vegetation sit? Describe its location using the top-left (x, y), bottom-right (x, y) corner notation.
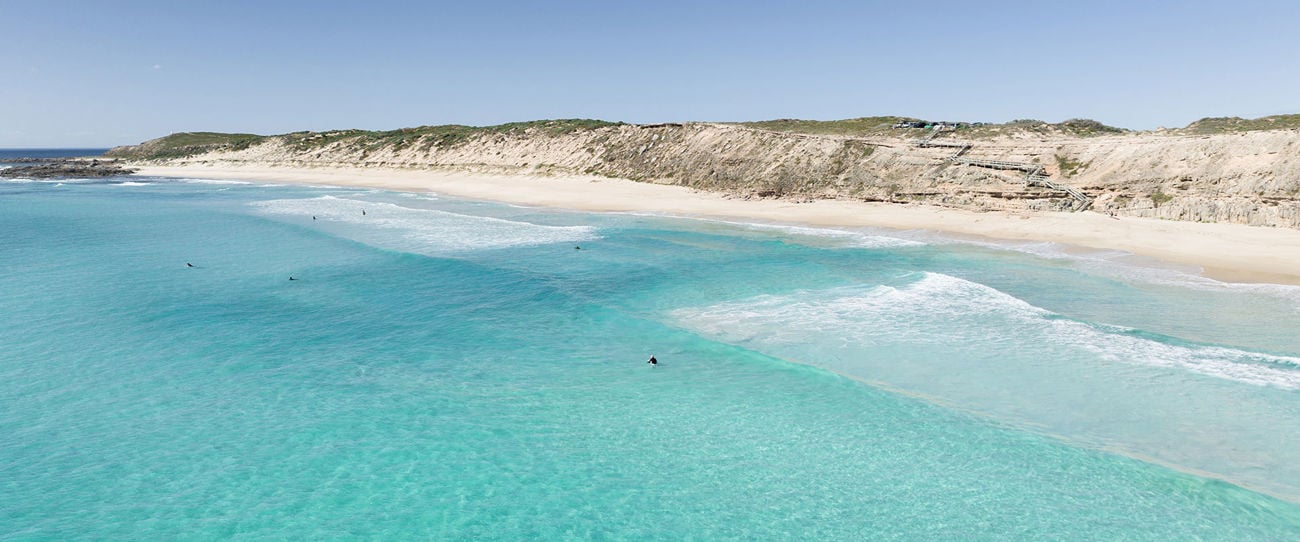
top-left (1180, 114), bottom-right (1300, 134)
top-left (737, 117), bottom-right (916, 136)
top-left (114, 114), bottom-right (1300, 163)
top-left (1054, 153), bottom-right (1087, 177)
top-left (108, 120), bottom-right (621, 159)
top-left (733, 117), bottom-right (1127, 138)
top-left (114, 132), bottom-right (267, 159)
top-left (297, 119), bottom-right (624, 151)
top-left (1150, 189), bottom-right (1173, 207)
top-left (1055, 118), bottom-right (1127, 136)
top-left (961, 118), bottom-right (1127, 139)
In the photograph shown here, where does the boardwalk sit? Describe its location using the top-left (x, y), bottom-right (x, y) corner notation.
top-left (913, 128), bottom-right (1091, 211)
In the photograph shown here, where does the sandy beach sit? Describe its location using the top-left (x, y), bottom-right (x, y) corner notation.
top-left (137, 164), bottom-right (1300, 285)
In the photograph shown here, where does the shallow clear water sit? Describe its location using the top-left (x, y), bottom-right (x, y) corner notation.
top-left (3, 175), bottom-right (1300, 539)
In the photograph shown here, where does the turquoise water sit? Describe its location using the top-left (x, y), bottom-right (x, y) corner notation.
top-left (3, 174), bottom-right (1300, 539)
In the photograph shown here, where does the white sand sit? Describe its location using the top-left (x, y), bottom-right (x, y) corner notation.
top-left (137, 164), bottom-right (1300, 285)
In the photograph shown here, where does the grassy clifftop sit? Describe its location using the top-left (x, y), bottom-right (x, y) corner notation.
top-left (732, 114), bottom-right (1299, 137)
top-left (1179, 114), bottom-right (1300, 134)
top-left (110, 113), bottom-right (1300, 161)
top-left (107, 119), bottom-right (621, 160)
top-left (736, 116), bottom-right (914, 136)
top-left (732, 117), bottom-right (1127, 138)
top-left (106, 132), bottom-right (267, 159)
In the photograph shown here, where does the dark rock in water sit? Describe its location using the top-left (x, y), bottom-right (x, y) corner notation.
top-left (0, 158), bottom-right (136, 179)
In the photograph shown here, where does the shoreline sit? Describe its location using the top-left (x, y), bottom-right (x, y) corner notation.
top-left (135, 163), bottom-right (1300, 285)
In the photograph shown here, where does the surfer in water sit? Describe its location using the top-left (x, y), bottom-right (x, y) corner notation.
top-left (186, 263), bottom-right (195, 268)
top-left (289, 276), bottom-right (297, 281)
top-left (647, 355), bottom-right (657, 367)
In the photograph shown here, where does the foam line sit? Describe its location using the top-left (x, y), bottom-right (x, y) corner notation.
top-left (688, 217), bottom-right (927, 249)
top-left (176, 178), bottom-right (253, 185)
top-left (252, 196), bottom-right (598, 253)
top-left (672, 272), bottom-right (1300, 389)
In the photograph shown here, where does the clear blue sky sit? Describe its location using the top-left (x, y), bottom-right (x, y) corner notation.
top-left (3, 0), bottom-right (1298, 147)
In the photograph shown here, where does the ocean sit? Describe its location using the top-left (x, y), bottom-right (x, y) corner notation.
top-left (3, 156), bottom-right (1300, 539)
top-left (0, 148), bottom-right (112, 163)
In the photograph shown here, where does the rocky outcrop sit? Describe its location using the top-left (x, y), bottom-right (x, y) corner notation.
top-left (0, 159), bottom-right (136, 179)
top-left (110, 122), bottom-right (1300, 228)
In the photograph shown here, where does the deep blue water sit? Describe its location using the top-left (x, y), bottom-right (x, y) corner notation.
top-left (0, 148), bottom-right (109, 161)
top-left (2, 172), bottom-right (1299, 539)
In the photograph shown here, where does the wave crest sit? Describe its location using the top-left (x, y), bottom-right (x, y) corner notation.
top-left (672, 272), bottom-right (1300, 389)
top-left (251, 196), bottom-right (599, 253)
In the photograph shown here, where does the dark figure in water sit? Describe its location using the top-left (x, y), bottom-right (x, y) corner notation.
top-left (647, 355), bottom-right (657, 367)
top-left (575, 246), bottom-right (581, 250)
top-left (362, 209), bottom-right (366, 216)
top-left (289, 276), bottom-right (297, 281)
top-left (312, 216), bottom-right (316, 220)
top-left (186, 263), bottom-right (195, 268)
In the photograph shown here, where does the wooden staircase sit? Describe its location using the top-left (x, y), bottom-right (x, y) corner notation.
top-left (952, 158), bottom-right (1091, 211)
top-left (913, 129), bottom-right (1091, 211)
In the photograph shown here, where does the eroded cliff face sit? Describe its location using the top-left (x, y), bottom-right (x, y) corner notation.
top-left (110, 123), bottom-right (1300, 228)
top-left (1055, 131), bottom-right (1300, 226)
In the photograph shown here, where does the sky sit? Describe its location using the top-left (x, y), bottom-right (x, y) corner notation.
top-left (2, 0), bottom-right (1299, 147)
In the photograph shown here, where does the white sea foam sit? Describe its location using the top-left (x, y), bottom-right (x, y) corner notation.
top-left (672, 272), bottom-right (1300, 389)
top-left (396, 192), bottom-right (439, 201)
top-left (689, 217), bottom-right (927, 249)
top-left (912, 232), bottom-right (1300, 303)
top-left (1075, 258), bottom-right (1300, 305)
top-left (113, 181), bottom-right (150, 186)
top-left (176, 178), bottom-right (253, 185)
top-left (251, 196), bottom-right (598, 253)
top-left (39, 178), bottom-right (95, 184)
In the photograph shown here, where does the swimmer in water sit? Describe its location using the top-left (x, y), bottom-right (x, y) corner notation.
top-left (647, 355), bottom-right (657, 367)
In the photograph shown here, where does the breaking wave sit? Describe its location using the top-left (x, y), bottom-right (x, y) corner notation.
top-left (251, 195), bottom-right (599, 254)
top-left (672, 272), bottom-right (1300, 389)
